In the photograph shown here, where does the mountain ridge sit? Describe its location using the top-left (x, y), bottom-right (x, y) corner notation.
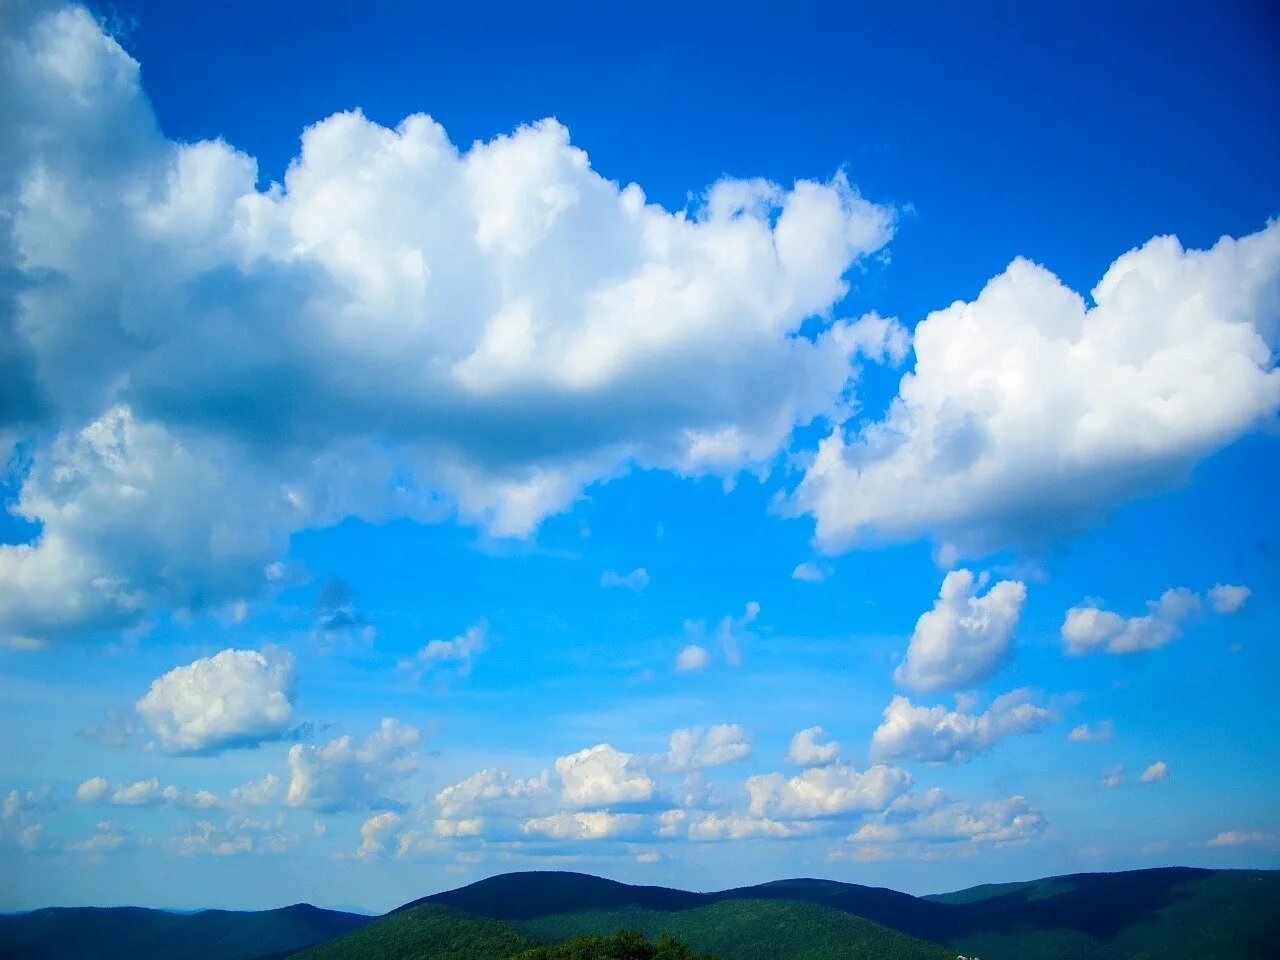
top-left (3, 866), bottom-right (1278, 960)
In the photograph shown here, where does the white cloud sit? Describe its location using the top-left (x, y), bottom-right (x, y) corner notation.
top-left (355, 811), bottom-right (402, 860)
top-left (3, 785), bottom-right (53, 821)
top-left (601, 568), bottom-right (650, 592)
top-left (786, 726), bottom-right (840, 766)
top-left (675, 644), bottom-right (710, 672)
top-left (76, 777), bottom-right (109, 804)
top-left (285, 718), bottom-right (420, 812)
top-left (434, 768), bottom-right (550, 817)
top-left (68, 821), bottom-right (132, 855)
top-left (791, 561), bottom-right (830, 583)
top-left (794, 223), bottom-right (1280, 556)
top-left (136, 648), bottom-right (295, 753)
top-left (688, 812), bottom-right (809, 841)
top-left (522, 811), bottom-right (641, 840)
top-left (433, 817), bottom-right (484, 838)
top-left (716, 601), bottom-right (760, 667)
top-left (746, 763), bottom-right (910, 819)
top-left (0, 5), bottom-right (899, 643)
top-left (665, 724), bottom-right (750, 771)
top-left (229, 774), bottom-right (281, 807)
top-left (555, 744), bottom-right (654, 807)
top-left (1140, 760), bottom-right (1169, 783)
top-left (399, 623), bottom-right (487, 678)
top-left (870, 690), bottom-right (1051, 764)
top-left (850, 792), bottom-right (1043, 846)
top-left (1102, 765), bottom-right (1126, 788)
top-left (1062, 588), bottom-right (1200, 655)
top-left (75, 776), bottom-right (218, 809)
top-left (1067, 720), bottom-right (1113, 743)
top-left (635, 850), bottom-right (660, 863)
top-left (655, 809), bottom-right (686, 837)
top-left (1208, 583), bottom-right (1251, 614)
top-left (894, 570), bottom-right (1026, 692)
top-left (1207, 830), bottom-right (1275, 847)
top-left (175, 814), bottom-right (297, 857)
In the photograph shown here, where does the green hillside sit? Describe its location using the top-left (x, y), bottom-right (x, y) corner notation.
top-left (932, 868), bottom-right (1280, 960)
top-left (411, 872), bottom-right (707, 920)
top-left (5, 867), bottom-right (1278, 960)
top-left (287, 903), bottom-right (535, 960)
top-left (0, 903), bottom-right (369, 960)
top-left (519, 899), bottom-right (953, 960)
top-left (511, 930), bottom-right (715, 959)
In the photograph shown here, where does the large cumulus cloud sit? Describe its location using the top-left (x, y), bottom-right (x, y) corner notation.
top-left (0, 3), bottom-right (898, 644)
top-left (794, 221), bottom-right (1280, 555)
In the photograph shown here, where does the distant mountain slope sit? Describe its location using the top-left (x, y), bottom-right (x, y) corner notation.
top-left (929, 867), bottom-right (1280, 960)
top-left (408, 871), bottom-right (708, 920)
top-left (287, 904), bottom-right (535, 960)
top-left (709, 877), bottom-right (953, 942)
top-left (0, 903), bottom-right (369, 960)
top-left (400, 867), bottom-right (1280, 960)
top-left (519, 899), bottom-right (953, 960)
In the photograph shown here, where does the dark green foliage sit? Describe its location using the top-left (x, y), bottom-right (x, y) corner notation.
top-left (519, 900), bottom-right (953, 960)
top-left (511, 929), bottom-right (715, 960)
top-left (0, 903), bottom-right (368, 960)
top-left (287, 904), bottom-right (534, 960)
top-left (935, 868), bottom-right (1280, 960)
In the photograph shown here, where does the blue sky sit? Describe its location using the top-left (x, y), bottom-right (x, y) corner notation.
top-left (1, 0), bottom-right (1278, 913)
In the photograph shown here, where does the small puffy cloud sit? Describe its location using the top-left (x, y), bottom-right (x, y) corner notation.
top-left (655, 809), bottom-right (686, 837)
top-left (791, 561), bottom-right (830, 583)
top-left (286, 718), bottom-right (420, 812)
top-left (665, 725), bottom-right (750, 772)
top-left (229, 774), bottom-right (281, 807)
top-left (793, 223), bottom-right (1280, 556)
top-left (1140, 760), bottom-right (1170, 783)
top-left (1208, 584), bottom-right (1251, 614)
top-left (1067, 720), bottom-right (1114, 743)
top-left (76, 776), bottom-right (218, 809)
top-left (434, 768), bottom-right (550, 818)
top-left (870, 689), bottom-right (1051, 764)
top-left (688, 813), bottom-right (810, 841)
top-left (76, 777), bottom-right (109, 804)
top-left (895, 570), bottom-right (1026, 693)
top-left (555, 744), bottom-right (654, 807)
top-left (522, 811), bottom-right (642, 840)
top-left (433, 817), bottom-right (484, 838)
top-left (355, 811), bottom-right (402, 860)
top-left (786, 726), bottom-right (840, 766)
top-left (1102, 765), bottom-right (1126, 788)
top-left (746, 764), bottom-right (910, 819)
top-left (135, 649), bottom-right (295, 754)
top-left (4, 785), bottom-right (53, 821)
top-left (850, 792), bottom-right (1043, 846)
top-left (17, 824), bottom-right (44, 852)
top-left (175, 813), bottom-right (297, 857)
top-left (635, 850), bottom-right (661, 863)
top-left (1207, 830), bottom-right (1275, 847)
top-left (68, 821), bottom-right (133, 856)
top-left (175, 821), bottom-right (252, 858)
top-left (675, 644), bottom-right (710, 672)
top-left (399, 623), bottom-right (487, 678)
top-left (107, 779), bottom-right (160, 806)
top-left (1062, 588), bottom-right (1200, 655)
top-left (601, 568), bottom-right (650, 592)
